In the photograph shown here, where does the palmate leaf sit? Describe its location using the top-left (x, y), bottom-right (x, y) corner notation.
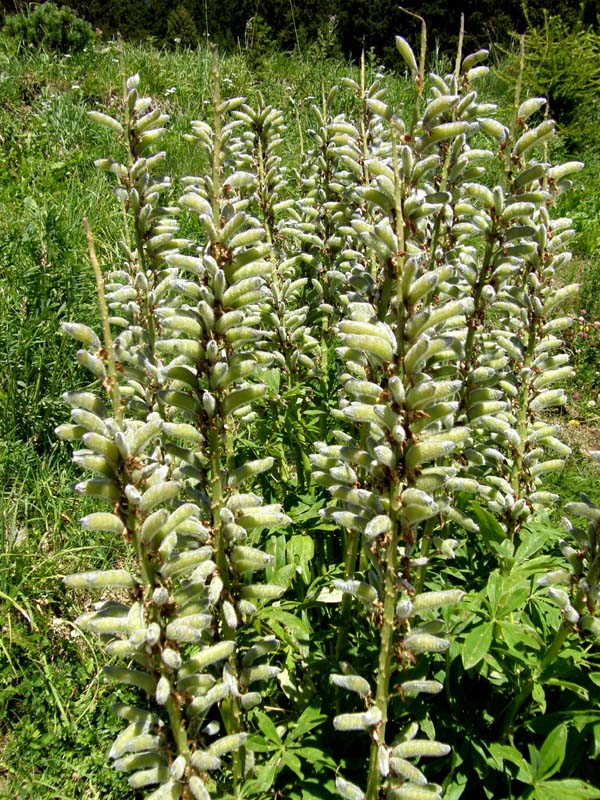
top-left (461, 622), bottom-right (494, 669)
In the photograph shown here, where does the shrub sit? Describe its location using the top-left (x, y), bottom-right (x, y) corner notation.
top-left (166, 5), bottom-right (199, 50)
top-left (4, 2), bottom-right (95, 54)
top-left (57, 37), bottom-right (600, 800)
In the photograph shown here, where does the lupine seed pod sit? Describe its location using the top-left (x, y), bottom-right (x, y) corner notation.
top-left (64, 570), bottom-right (137, 590)
top-left (139, 481), bottom-right (180, 513)
top-left (403, 633), bottom-right (451, 654)
top-left (517, 98), bottom-right (546, 120)
top-left (395, 36), bottom-right (418, 76)
top-left (128, 765), bottom-right (170, 788)
top-left (334, 580), bottom-right (378, 605)
top-left (179, 641), bottom-right (237, 678)
top-left (104, 666), bottom-right (157, 695)
top-left (513, 119), bottom-right (555, 157)
top-left (228, 457), bottom-right (274, 486)
top-left (330, 674), bottom-right (372, 697)
top-left (391, 740), bottom-right (451, 759)
top-left (191, 752), bottom-right (221, 772)
top-left (189, 776), bottom-right (211, 800)
top-left (333, 706), bottom-right (382, 732)
top-left (208, 733), bottom-right (248, 756)
top-left (80, 512), bottom-right (125, 535)
top-left (335, 777), bottom-right (366, 800)
top-left (400, 680), bottom-right (444, 695)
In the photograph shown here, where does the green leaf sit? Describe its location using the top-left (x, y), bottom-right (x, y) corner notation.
top-left (462, 622), bottom-right (494, 669)
top-left (533, 780), bottom-right (600, 800)
top-left (488, 742), bottom-right (532, 781)
top-left (537, 724), bottom-right (567, 781)
top-left (287, 534), bottom-right (314, 584)
top-left (545, 678), bottom-right (589, 701)
top-left (281, 749), bottom-right (304, 778)
top-left (486, 571), bottom-right (502, 615)
top-left (498, 580), bottom-right (530, 615)
top-left (532, 681), bottom-right (547, 715)
top-left (286, 705), bottom-right (327, 744)
top-left (515, 528), bottom-right (550, 564)
top-left (253, 710), bottom-right (282, 745)
top-left (470, 504), bottom-right (506, 545)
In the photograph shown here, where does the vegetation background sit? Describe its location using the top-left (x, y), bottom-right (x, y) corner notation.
top-left (1, 1), bottom-right (600, 798)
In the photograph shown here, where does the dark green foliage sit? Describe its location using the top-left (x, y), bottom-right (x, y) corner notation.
top-left (4, 2), bottom-right (95, 53)
top-left (53, 0), bottom-right (599, 62)
top-left (166, 4), bottom-right (199, 49)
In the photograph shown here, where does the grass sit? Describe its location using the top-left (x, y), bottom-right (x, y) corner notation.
top-left (1, 32), bottom-right (600, 798)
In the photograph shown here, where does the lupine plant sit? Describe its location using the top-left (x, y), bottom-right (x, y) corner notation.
top-left (57, 33), bottom-right (600, 800)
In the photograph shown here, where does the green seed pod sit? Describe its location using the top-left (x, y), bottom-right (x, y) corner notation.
top-left (104, 666), bottom-right (157, 695)
top-left (160, 547), bottom-right (212, 579)
top-left (76, 349), bottom-right (106, 379)
top-left (62, 322), bottom-right (102, 350)
top-left (242, 636), bottom-right (279, 666)
top-left (330, 673), bottom-right (371, 698)
top-left (155, 676), bottom-right (170, 705)
top-left (128, 766), bottom-right (170, 789)
top-left (579, 615), bottom-right (600, 638)
top-left (113, 751), bottom-right (166, 773)
top-left (179, 641), bottom-right (236, 679)
top-left (65, 569), bottom-right (137, 590)
top-left (231, 545), bottom-right (274, 573)
top-left (189, 776), bottom-right (211, 800)
top-left (426, 121), bottom-right (469, 144)
top-left (88, 110), bottom-right (125, 134)
top-left (55, 423), bottom-right (87, 441)
top-left (81, 432), bottom-right (120, 464)
top-left (241, 583), bottom-right (287, 601)
top-left (164, 621), bottom-right (205, 644)
top-left (229, 457), bottom-right (274, 487)
top-left (365, 514), bottom-right (393, 539)
top-left (336, 777), bottom-right (366, 800)
top-left (73, 451), bottom-right (116, 479)
top-left (243, 664), bottom-right (280, 684)
top-left (391, 739), bottom-right (451, 759)
top-left (422, 95), bottom-right (459, 126)
top-left (80, 512), bottom-right (125, 535)
top-left (139, 481), bottom-right (180, 513)
top-left (412, 590), bottom-right (464, 614)
top-left (191, 751), bottom-right (221, 772)
top-left (403, 633), bottom-right (450, 654)
top-left (112, 705), bottom-right (159, 728)
top-left (401, 680), bottom-right (444, 695)
top-left (207, 732), bottom-right (247, 758)
top-left (334, 706), bottom-right (382, 732)
top-left (405, 440), bottom-right (455, 470)
top-left (222, 385), bottom-right (267, 415)
top-left (513, 119), bottom-right (555, 157)
top-left (395, 36), bottom-right (418, 76)
top-left (479, 117), bottom-right (508, 141)
top-left (215, 310), bottom-right (245, 335)
top-left (530, 389), bottom-right (567, 411)
top-left (389, 763), bottom-right (429, 791)
top-left (367, 98), bottom-right (393, 120)
top-left (222, 276), bottom-right (263, 309)
top-left (161, 648), bottom-right (182, 670)
top-left (517, 97), bottom-right (546, 120)
top-left (71, 409), bottom-right (109, 438)
top-left (334, 579), bottom-right (378, 605)
top-left (547, 161), bottom-right (584, 181)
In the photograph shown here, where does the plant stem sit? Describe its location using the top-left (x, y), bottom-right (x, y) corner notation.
top-left (366, 490), bottom-right (400, 800)
top-left (84, 217), bottom-right (122, 426)
top-left (335, 528), bottom-right (361, 665)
